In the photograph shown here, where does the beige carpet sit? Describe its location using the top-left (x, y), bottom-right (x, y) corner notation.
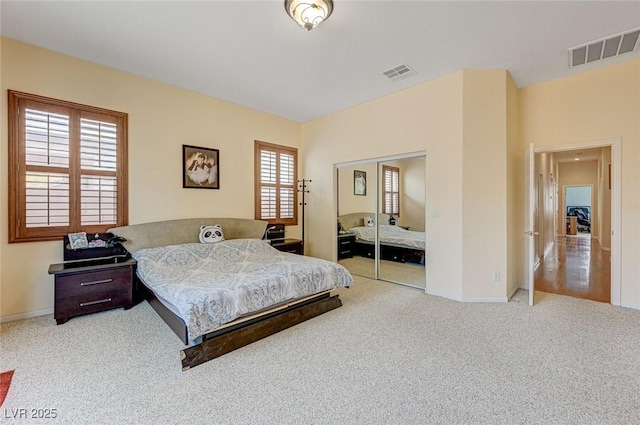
top-left (339, 256), bottom-right (425, 287)
top-left (1, 277), bottom-right (639, 425)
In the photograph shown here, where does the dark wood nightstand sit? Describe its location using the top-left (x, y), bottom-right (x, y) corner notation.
top-left (270, 238), bottom-right (304, 255)
top-left (48, 257), bottom-right (137, 325)
top-left (337, 233), bottom-right (356, 259)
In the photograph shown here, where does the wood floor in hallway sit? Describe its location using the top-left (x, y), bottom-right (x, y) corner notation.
top-left (534, 235), bottom-right (611, 303)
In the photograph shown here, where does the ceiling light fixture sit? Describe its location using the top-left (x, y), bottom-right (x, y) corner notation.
top-left (284, 0), bottom-right (333, 31)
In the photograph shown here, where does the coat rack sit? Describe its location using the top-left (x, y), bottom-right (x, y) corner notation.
top-left (298, 179), bottom-right (311, 246)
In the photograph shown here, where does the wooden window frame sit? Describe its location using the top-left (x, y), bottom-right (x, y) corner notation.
top-left (254, 140), bottom-right (298, 226)
top-left (382, 165), bottom-right (400, 216)
top-left (8, 90), bottom-right (128, 243)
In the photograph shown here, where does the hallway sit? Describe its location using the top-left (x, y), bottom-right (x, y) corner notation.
top-left (534, 236), bottom-right (611, 303)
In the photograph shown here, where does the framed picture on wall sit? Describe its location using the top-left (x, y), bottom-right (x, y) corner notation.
top-left (354, 170), bottom-right (366, 196)
top-left (183, 145), bottom-right (219, 189)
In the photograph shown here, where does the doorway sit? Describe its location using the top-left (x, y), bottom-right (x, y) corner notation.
top-left (527, 141), bottom-right (619, 305)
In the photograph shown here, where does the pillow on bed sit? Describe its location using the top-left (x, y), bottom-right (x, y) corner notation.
top-left (364, 216), bottom-right (375, 227)
top-left (199, 224), bottom-right (225, 243)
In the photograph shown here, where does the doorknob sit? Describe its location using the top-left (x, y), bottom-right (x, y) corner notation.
top-left (524, 230), bottom-right (539, 236)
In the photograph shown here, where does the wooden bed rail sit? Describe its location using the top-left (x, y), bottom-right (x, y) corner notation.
top-left (180, 293), bottom-right (342, 370)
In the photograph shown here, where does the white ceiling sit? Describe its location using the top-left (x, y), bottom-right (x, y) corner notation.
top-left (1, 1), bottom-right (639, 123)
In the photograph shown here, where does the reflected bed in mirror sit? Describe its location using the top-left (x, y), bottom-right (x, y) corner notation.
top-left (338, 212), bottom-right (425, 265)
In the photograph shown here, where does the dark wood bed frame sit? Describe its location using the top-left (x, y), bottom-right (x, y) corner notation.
top-left (353, 240), bottom-right (425, 265)
top-left (136, 275), bottom-right (343, 371)
top-left (109, 217), bottom-right (346, 371)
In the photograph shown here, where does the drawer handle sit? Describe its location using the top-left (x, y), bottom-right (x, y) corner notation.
top-left (81, 278), bottom-right (112, 286)
top-left (80, 298), bottom-right (112, 307)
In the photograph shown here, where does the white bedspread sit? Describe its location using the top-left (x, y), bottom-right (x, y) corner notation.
top-left (349, 224), bottom-right (425, 250)
top-left (133, 239), bottom-right (353, 340)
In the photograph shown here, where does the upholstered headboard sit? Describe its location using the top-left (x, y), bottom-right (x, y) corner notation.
top-left (108, 217), bottom-right (268, 253)
top-left (338, 212), bottom-right (391, 231)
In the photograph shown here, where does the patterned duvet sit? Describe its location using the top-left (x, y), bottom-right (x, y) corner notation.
top-left (349, 224), bottom-right (425, 250)
top-left (133, 239), bottom-right (353, 341)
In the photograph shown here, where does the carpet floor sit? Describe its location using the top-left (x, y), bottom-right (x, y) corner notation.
top-left (1, 276), bottom-right (639, 425)
top-left (338, 256), bottom-right (425, 287)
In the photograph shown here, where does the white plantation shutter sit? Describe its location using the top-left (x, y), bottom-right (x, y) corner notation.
top-left (24, 108), bottom-right (71, 228)
top-left (260, 150), bottom-right (277, 219)
top-left (255, 141), bottom-right (298, 225)
top-left (80, 118), bottom-right (118, 225)
top-left (9, 91), bottom-right (128, 243)
top-left (279, 152), bottom-right (295, 219)
top-left (383, 165), bottom-right (400, 215)
top-left (25, 172), bottom-right (70, 227)
top-left (81, 176), bottom-right (117, 225)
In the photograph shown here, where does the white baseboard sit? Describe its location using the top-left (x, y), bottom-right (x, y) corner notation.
top-left (507, 285), bottom-right (520, 300)
top-left (0, 308), bottom-right (53, 324)
top-left (620, 302), bottom-right (640, 311)
top-left (426, 289), bottom-right (508, 303)
top-left (461, 296), bottom-right (509, 303)
top-left (426, 289), bottom-right (462, 302)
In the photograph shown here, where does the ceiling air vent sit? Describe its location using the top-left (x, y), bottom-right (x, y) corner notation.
top-left (382, 63), bottom-right (417, 82)
top-left (570, 28), bottom-right (640, 68)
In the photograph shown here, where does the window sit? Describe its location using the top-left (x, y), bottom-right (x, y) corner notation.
top-left (8, 91), bottom-right (128, 243)
top-left (254, 140), bottom-right (298, 225)
top-left (382, 165), bottom-right (400, 215)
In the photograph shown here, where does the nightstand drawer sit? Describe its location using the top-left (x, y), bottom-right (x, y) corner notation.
top-left (55, 267), bottom-right (132, 297)
top-left (49, 257), bottom-right (137, 325)
top-left (56, 288), bottom-right (132, 318)
top-left (337, 234), bottom-right (356, 259)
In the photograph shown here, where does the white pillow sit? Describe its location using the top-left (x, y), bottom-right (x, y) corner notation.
top-left (199, 224), bottom-right (225, 243)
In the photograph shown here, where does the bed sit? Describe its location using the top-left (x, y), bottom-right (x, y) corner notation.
top-left (338, 212), bottom-right (425, 264)
top-left (108, 217), bottom-right (353, 370)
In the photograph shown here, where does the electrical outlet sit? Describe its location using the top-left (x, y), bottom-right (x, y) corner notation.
top-left (492, 271), bottom-right (500, 281)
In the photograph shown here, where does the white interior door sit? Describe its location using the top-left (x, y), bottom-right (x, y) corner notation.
top-left (524, 143), bottom-right (536, 306)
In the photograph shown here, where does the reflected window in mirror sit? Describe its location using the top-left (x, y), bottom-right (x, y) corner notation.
top-left (383, 165), bottom-right (400, 216)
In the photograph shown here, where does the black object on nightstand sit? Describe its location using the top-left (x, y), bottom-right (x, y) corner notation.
top-left (270, 238), bottom-right (304, 255)
top-left (337, 233), bottom-right (356, 259)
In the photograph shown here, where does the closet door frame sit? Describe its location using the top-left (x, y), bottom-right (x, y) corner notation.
top-left (335, 151), bottom-right (426, 287)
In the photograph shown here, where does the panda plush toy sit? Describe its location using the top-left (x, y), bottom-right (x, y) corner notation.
top-left (364, 216), bottom-right (375, 227)
top-left (199, 224), bottom-right (225, 244)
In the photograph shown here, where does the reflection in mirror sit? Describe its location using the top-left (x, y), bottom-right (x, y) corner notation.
top-left (378, 157), bottom-right (425, 288)
top-left (337, 154), bottom-right (426, 289)
top-left (337, 165), bottom-right (376, 279)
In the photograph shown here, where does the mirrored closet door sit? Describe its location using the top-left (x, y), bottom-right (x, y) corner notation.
top-left (336, 153), bottom-right (426, 289)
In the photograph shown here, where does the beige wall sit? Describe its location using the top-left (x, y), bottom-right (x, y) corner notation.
top-left (337, 163), bottom-right (376, 217)
top-left (519, 58), bottom-right (640, 308)
top-left (396, 156), bottom-right (426, 231)
top-left (303, 71), bottom-right (466, 300)
top-left (0, 38), bottom-right (302, 319)
top-left (303, 70), bottom-right (513, 302)
top-left (2, 36), bottom-right (639, 319)
top-left (506, 74), bottom-right (520, 298)
top-left (461, 70), bottom-right (509, 300)
top-left (598, 148), bottom-right (612, 249)
top-left (337, 157), bottom-right (425, 231)
top-left (534, 152), bottom-right (558, 262)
